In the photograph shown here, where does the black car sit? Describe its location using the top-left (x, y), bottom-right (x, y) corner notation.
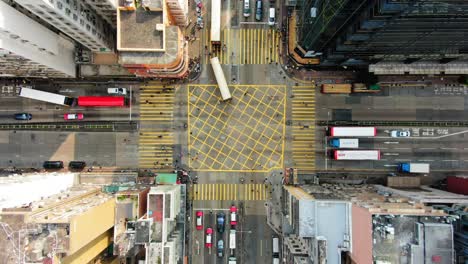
top-left (43, 161), bottom-right (64, 169)
top-left (216, 213), bottom-right (226, 233)
top-left (69, 161), bottom-right (86, 170)
top-left (14, 113), bottom-right (32, 120)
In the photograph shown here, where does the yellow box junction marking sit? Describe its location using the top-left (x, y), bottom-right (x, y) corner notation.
top-left (188, 85), bottom-right (286, 172)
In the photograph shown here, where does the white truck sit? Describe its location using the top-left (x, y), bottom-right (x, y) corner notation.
top-left (333, 150), bottom-right (380, 160)
top-left (229, 229), bottom-right (236, 250)
top-left (399, 163), bottom-right (430, 173)
top-left (329, 126), bottom-right (376, 137)
top-left (329, 138), bottom-right (359, 148)
top-left (228, 257), bottom-right (237, 264)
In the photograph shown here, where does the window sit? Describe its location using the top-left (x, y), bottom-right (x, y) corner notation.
top-left (65, 8), bottom-right (71, 15)
top-left (73, 14), bottom-right (78, 20)
top-left (57, 2), bottom-right (62, 9)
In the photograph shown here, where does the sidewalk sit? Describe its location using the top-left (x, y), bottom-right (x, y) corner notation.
top-left (185, 0), bottom-right (204, 81)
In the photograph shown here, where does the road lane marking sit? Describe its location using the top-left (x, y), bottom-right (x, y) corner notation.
top-left (192, 208), bottom-right (230, 211)
top-left (260, 240), bottom-right (263, 256)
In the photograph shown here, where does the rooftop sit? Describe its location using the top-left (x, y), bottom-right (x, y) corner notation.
top-left (372, 215), bottom-right (453, 263)
top-left (119, 25), bottom-right (181, 65)
top-left (117, 1), bottom-right (165, 52)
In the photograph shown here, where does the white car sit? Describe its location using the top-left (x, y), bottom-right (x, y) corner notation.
top-left (107, 87), bottom-right (127, 95)
top-left (390, 130), bottom-right (410, 137)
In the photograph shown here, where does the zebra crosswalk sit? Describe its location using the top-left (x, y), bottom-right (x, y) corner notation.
top-left (291, 86), bottom-right (316, 172)
top-left (203, 28), bottom-right (281, 65)
top-left (138, 83), bottom-right (175, 170)
top-left (191, 183), bottom-right (270, 201)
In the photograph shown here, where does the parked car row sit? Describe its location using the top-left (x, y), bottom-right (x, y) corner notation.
top-left (243, 0), bottom-right (275, 26)
top-left (43, 160), bottom-right (86, 170)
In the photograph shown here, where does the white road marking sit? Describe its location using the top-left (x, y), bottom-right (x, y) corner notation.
top-left (395, 148), bottom-right (410, 150)
top-left (260, 240), bottom-right (263, 256)
top-left (395, 159), bottom-right (410, 161)
top-left (419, 148), bottom-right (435, 150)
top-left (192, 208), bottom-right (230, 211)
top-left (442, 160), bottom-right (458, 162)
top-left (418, 160), bottom-right (434, 162)
top-left (441, 148), bottom-right (457, 150)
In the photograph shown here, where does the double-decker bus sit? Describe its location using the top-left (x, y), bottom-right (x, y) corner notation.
top-left (210, 57), bottom-right (231, 101)
top-left (19, 87), bottom-right (75, 106)
top-left (77, 96), bottom-right (126, 107)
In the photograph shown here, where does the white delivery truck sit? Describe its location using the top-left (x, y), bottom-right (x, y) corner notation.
top-left (333, 150), bottom-right (380, 160)
top-left (329, 138), bottom-right (359, 148)
top-left (329, 127), bottom-right (377, 137)
top-left (399, 163), bottom-right (430, 173)
top-left (229, 229), bottom-right (236, 254)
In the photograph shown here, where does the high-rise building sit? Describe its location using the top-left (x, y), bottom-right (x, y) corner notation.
top-left (293, 0), bottom-right (468, 69)
top-left (0, 183), bottom-right (115, 264)
top-left (0, 1), bottom-right (75, 77)
top-left (82, 0), bottom-right (118, 28)
top-left (14, 0), bottom-right (115, 52)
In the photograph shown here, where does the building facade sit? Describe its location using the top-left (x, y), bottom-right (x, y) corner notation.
top-left (294, 0), bottom-right (468, 68)
top-left (281, 184), bottom-right (456, 264)
top-left (14, 0), bottom-right (114, 52)
top-left (82, 0), bottom-right (118, 28)
top-left (0, 1), bottom-right (75, 77)
top-left (0, 185), bottom-right (115, 264)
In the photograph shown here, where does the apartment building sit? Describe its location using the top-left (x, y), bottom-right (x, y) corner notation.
top-left (0, 1), bottom-right (75, 77)
top-left (14, 0), bottom-right (114, 51)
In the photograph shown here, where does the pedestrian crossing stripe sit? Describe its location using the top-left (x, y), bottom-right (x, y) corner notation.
top-left (138, 83), bottom-right (175, 170)
top-left (203, 28), bottom-right (280, 65)
top-left (191, 184), bottom-right (269, 201)
top-left (291, 86), bottom-right (316, 171)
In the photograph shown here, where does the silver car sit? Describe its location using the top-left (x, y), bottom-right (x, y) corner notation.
top-left (390, 130), bottom-right (410, 137)
top-left (217, 239), bottom-right (224, 257)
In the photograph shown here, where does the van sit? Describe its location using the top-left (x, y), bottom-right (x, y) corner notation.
top-left (69, 161), bottom-right (86, 170)
top-left (107, 87), bottom-right (127, 95)
top-left (43, 161), bottom-right (64, 169)
top-left (243, 0), bottom-right (250, 17)
top-left (255, 0), bottom-right (262, 21)
top-left (272, 237), bottom-right (279, 257)
top-left (268, 7), bottom-right (275, 26)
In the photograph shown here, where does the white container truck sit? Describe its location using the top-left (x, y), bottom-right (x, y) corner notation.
top-left (329, 138), bottom-right (359, 148)
top-left (399, 163), bottom-right (430, 173)
top-left (328, 127), bottom-right (376, 137)
top-left (333, 150), bottom-right (380, 160)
